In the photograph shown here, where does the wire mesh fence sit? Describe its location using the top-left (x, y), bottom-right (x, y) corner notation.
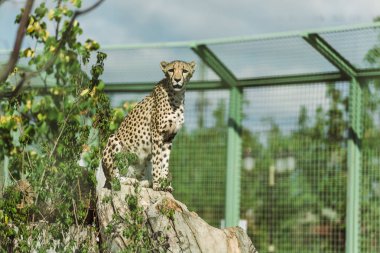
top-left (361, 148), bottom-right (380, 253)
top-left (240, 83), bottom-right (349, 253)
top-left (361, 80), bottom-right (380, 253)
top-left (107, 79), bottom-right (380, 253)
top-left (99, 24), bottom-right (380, 253)
top-left (170, 90), bottom-right (229, 227)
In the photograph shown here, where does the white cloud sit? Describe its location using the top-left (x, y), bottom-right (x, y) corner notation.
top-left (1, 0), bottom-right (379, 48)
top-left (77, 0), bottom-right (380, 45)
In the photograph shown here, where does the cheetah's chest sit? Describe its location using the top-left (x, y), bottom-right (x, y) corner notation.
top-left (164, 107), bottom-right (184, 134)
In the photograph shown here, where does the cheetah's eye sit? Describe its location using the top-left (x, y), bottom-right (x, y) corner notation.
top-left (182, 69), bottom-right (188, 74)
top-left (168, 69), bottom-right (174, 73)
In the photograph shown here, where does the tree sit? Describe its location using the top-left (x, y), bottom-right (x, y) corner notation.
top-left (0, 1), bottom-right (116, 251)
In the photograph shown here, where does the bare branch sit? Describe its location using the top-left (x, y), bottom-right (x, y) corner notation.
top-left (54, 0), bottom-right (63, 40)
top-left (0, 0), bottom-right (105, 99)
top-left (0, 0), bottom-right (35, 83)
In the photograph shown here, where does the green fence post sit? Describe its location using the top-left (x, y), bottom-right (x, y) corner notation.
top-left (225, 86), bottom-right (242, 227)
top-left (191, 44), bottom-right (242, 227)
top-left (345, 78), bottom-right (362, 253)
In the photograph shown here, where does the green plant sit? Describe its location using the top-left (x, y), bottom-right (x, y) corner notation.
top-left (114, 151), bottom-right (138, 176)
top-left (158, 199), bottom-right (175, 220)
top-left (0, 0), bottom-right (115, 251)
top-left (103, 185), bottom-right (170, 252)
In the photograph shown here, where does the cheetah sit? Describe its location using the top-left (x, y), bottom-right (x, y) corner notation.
top-left (102, 60), bottom-right (196, 192)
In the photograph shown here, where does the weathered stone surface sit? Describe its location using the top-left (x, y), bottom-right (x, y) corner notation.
top-left (97, 184), bottom-right (257, 253)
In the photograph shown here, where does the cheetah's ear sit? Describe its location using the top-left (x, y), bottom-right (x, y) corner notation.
top-left (160, 61), bottom-right (169, 72)
top-left (189, 61), bottom-right (196, 73)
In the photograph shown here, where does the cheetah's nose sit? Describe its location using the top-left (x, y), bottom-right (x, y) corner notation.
top-left (174, 78), bottom-right (181, 82)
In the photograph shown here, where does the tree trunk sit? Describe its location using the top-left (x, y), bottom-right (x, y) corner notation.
top-left (97, 184), bottom-right (257, 253)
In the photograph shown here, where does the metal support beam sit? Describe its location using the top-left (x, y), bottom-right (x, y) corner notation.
top-left (30, 68), bottom-right (380, 92)
top-left (238, 72), bottom-right (345, 87)
top-left (103, 80), bottom-right (225, 92)
top-left (303, 33), bottom-right (357, 78)
top-left (357, 68), bottom-right (380, 79)
top-left (345, 78), bottom-right (362, 253)
top-left (225, 86), bottom-right (243, 227)
top-left (191, 44), bottom-right (238, 87)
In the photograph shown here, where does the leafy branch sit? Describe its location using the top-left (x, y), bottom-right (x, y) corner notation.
top-left (0, 0), bottom-right (105, 99)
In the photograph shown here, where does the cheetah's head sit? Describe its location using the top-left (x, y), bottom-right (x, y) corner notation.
top-left (160, 60), bottom-right (196, 92)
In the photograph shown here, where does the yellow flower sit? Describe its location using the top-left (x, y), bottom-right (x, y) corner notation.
top-left (90, 87), bottom-right (97, 97)
top-left (27, 24), bottom-right (34, 33)
top-left (13, 116), bottom-right (22, 124)
top-left (61, 6), bottom-right (68, 15)
top-left (33, 21), bottom-right (41, 32)
top-left (48, 9), bottom-right (55, 20)
top-left (84, 41), bottom-right (91, 50)
top-left (10, 147), bottom-right (18, 155)
top-left (42, 31), bottom-right (50, 42)
top-left (0, 115), bottom-right (11, 125)
top-left (24, 48), bottom-right (35, 58)
top-left (0, 116), bottom-right (6, 125)
top-left (26, 100), bottom-right (32, 110)
top-left (11, 67), bottom-right (18, 76)
top-left (80, 88), bottom-right (89, 96)
top-left (28, 16), bottom-right (34, 26)
top-left (49, 45), bottom-right (56, 52)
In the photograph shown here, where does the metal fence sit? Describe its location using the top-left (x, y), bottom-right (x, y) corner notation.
top-left (3, 22), bottom-right (380, 253)
top-left (103, 23), bottom-right (380, 253)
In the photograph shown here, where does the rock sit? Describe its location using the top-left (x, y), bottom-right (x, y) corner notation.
top-left (97, 184), bottom-right (257, 253)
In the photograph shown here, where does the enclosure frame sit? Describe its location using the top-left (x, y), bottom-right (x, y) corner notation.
top-left (99, 22), bottom-right (380, 253)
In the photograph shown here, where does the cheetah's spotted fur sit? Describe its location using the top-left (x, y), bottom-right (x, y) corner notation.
top-left (102, 60), bottom-right (196, 191)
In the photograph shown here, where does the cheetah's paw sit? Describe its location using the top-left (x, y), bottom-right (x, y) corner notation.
top-left (120, 177), bottom-right (139, 185)
top-left (139, 180), bottom-right (150, 188)
top-left (153, 183), bottom-right (173, 193)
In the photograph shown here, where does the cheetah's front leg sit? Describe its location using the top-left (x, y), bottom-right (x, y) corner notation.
top-left (152, 133), bottom-right (172, 192)
top-left (160, 141), bottom-right (173, 192)
top-left (102, 134), bottom-right (123, 188)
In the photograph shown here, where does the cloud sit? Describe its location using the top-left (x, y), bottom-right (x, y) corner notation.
top-left (77, 0), bottom-right (380, 45)
top-left (1, 0), bottom-right (379, 48)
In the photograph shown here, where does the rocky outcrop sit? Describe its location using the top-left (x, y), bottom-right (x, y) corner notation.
top-left (97, 184), bottom-right (257, 253)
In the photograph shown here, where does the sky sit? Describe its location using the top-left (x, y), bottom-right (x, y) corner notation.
top-left (0, 0), bottom-right (380, 48)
